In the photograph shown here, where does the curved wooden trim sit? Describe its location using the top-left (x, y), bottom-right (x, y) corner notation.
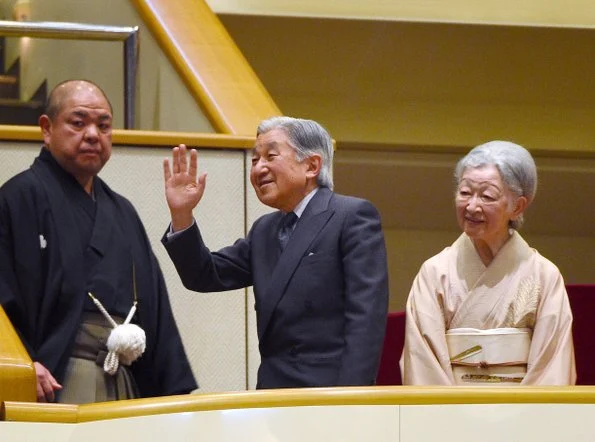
top-left (0, 125), bottom-right (41, 141)
top-left (0, 306), bottom-right (36, 404)
top-left (0, 125), bottom-right (254, 149)
top-left (2, 402), bottom-right (78, 423)
top-left (339, 140), bottom-right (595, 159)
top-left (130, 0), bottom-right (281, 135)
top-left (4, 386), bottom-right (595, 423)
top-left (4, 125), bottom-right (592, 158)
top-left (112, 130), bottom-right (254, 149)
top-left (209, 0), bottom-right (595, 27)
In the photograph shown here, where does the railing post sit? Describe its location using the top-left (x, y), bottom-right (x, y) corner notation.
top-left (123, 27), bottom-right (139, 129)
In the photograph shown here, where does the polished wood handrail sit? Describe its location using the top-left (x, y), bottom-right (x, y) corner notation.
top-left (131, 0), bottom-right (281, 136)
top-left (4, 385), bottom-right (595, 423)
top-left (0, 306), bottom-right (36, 404)
top-left (0, 125), bottom-right (254, 149)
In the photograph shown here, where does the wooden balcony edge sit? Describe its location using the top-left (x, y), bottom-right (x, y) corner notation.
top-left (2, 126), bottom-right (591, 157)
top-left (0, 125), bottom-right (255, 149)
top-left (4, 386), bottom-right (595, 423)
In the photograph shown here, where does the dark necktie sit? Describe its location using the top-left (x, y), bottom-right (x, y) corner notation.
top-left (278, 212), bottom-right (298, 250)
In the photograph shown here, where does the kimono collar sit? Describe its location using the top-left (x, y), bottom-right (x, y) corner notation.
top-left (38, 148), bottom-right (98, 199)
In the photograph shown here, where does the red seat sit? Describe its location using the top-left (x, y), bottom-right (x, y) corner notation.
top-left (376, 284), bottom-right (595, 386)
top-left (567, 284), bottom-right (595, 385)
top-left (376, 311), bottom-right (406, 385)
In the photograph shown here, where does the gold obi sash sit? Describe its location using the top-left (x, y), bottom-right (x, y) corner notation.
top-left (446, 328), bottom-right (532, 385)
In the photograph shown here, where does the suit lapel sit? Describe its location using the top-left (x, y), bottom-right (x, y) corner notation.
top-left (257, 188), bottom-right (335, 340)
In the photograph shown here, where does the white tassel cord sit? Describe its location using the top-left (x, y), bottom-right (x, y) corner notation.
top-left (87, 293), bottom-right (146, 376)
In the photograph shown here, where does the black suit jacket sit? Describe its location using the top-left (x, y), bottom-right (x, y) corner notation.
top-left (163, 187), bottom-right (389, 388)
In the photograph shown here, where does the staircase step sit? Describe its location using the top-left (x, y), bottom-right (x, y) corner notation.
top-left (0, 98), bottom-right (44, 125)
top-left (0, 74), bottom-right (19, 99)
top-left (0, 58), bottom-right (20, 99)
top-left (0, 74), bottom-right (17, 85)
top-left (0, 46), bottom-right (48, 124)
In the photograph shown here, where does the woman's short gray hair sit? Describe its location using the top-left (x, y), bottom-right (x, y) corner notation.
top-left (257, 116), bottom-right (334, 189)
top-left (455, 140), bottom-right (538, 230)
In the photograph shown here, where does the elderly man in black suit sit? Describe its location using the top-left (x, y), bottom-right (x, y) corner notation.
top-left (162, 116), bottom-right (389, 389)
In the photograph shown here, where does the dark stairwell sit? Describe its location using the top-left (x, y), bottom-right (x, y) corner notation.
top-left (0, 37), bottom-right (46, 125)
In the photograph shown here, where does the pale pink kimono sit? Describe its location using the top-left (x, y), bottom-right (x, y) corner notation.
top-left (401, 231), bottom-right (576, 385)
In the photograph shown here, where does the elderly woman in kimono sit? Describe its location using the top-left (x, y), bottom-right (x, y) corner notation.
top-left (401, 141), bottom-right (576, 385)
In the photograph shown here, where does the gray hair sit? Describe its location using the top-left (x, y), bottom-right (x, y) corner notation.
top-left (257, 116), bottom-right (334, 189)
top-left (455, 140), bottom-right (538, 230)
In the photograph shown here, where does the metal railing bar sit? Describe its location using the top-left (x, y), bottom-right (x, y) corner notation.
top-left (0, 20), bottom-right (137, 41)
top-left (0, 20), bottom-right (139, 128)
top-left (123, 32), bottom-right (139, 129)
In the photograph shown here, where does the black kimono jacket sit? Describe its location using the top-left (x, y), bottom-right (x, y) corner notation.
top-left (0, 148), bottom-right (197, 397)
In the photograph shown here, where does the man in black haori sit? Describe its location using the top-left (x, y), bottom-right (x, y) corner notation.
top-left (0, 80), bottom-right (197, 403)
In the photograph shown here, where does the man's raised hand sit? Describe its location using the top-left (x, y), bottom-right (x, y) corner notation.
top-left (163, 144), bottom-right (207, 231)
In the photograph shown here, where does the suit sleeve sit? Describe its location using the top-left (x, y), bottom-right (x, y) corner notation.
top-left (162, 222), bottom-right (253, 292)
top-left (337, 199), bottom-right (389, 385)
